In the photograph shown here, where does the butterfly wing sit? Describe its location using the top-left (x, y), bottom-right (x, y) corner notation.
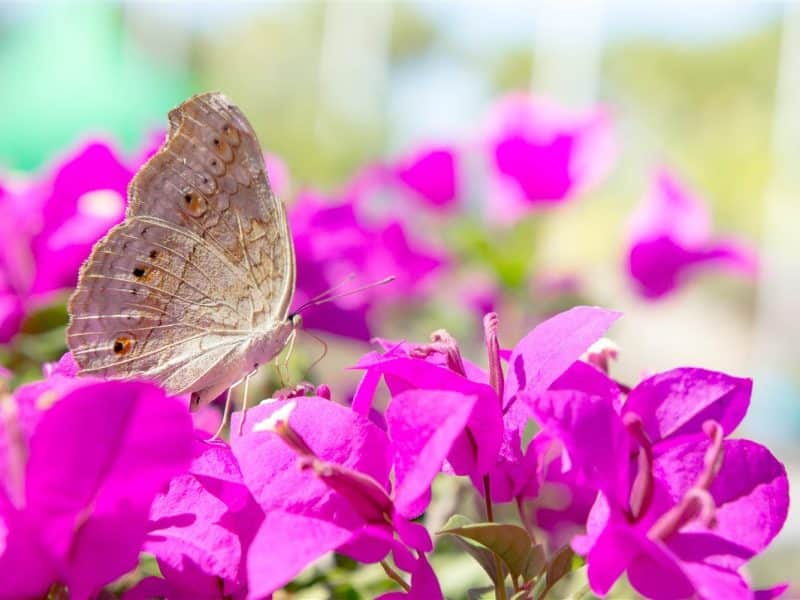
top-left (67, 92), bottom-right (295, 397)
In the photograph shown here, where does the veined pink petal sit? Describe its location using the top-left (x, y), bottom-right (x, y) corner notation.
top-left (357, 357), bottom-right (502, 476)
top-left (624, 368), bottom-right (751, 448)
top-left (504, 306), bottom-right (622, 410)
top-left (145, 436), bottom-right (260, 597)
top-left (24, 381), bottom-right (193, 599)
top-left (146, 474), bottom-right (245, 595)
top-left (655, 439), bottom-right (788, 570)
top-left (526, 390), bottom-right (630, 511)
top-left (386, 389), bottom-right (476, 517)
top-left (247, 510), bottom-right (353, 598)
top-left (232, 397), bottom-right (391, 516)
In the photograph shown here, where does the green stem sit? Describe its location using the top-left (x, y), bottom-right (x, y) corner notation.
top-left (380, 559), bottom-right (411, 592)
top-left (483, 475), bottom-right (508, 600)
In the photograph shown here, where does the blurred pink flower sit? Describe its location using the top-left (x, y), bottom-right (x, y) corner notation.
top-left (290, 190), bottom-right (447, 340)
top-left (451, 271), bottom-right (501, 319)
top-left (0, 138), bottom-right (154, 343)
top-left (388, 143), bottom-right (459, 210)
top-left (626, 170), bottom-right (758, 299)
top-left (264, 152), bottom-right (291, 200)
top-left (484, 93), bottom-right (616, 224)
top-left (28, 141), bottom-right (133, 295)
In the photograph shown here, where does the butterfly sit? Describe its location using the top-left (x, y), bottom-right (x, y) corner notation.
top-left (67, 92), bottom-right (299, 424)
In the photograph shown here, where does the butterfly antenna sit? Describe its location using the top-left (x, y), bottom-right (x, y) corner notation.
top-left (295, 276), bottom-right (396, 314)
top-left (293, 274), bottom-right (357, 312)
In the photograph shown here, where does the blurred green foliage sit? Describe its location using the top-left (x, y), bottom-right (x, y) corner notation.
top-left (604, 27), bottom-right (780, 236)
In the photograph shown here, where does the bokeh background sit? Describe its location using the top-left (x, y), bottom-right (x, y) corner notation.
top-left (1, 1), bottom-right (798, 596)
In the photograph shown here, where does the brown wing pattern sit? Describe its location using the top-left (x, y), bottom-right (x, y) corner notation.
top-left (127, 92), bottom-right (295, 323)
top-left (66, 92), bottom-right (295, 392)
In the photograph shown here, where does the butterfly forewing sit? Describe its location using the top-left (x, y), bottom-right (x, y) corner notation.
top-left (67, 92), bottom-right (295, 396)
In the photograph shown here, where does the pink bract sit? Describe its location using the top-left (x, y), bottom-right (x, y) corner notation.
top-left (483, 93), bottom-right (616, 224)
top-left (626, 170), bottom-right (758, 299)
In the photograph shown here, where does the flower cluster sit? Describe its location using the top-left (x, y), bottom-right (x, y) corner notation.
top-left (0, 306), bottom-right (788, 598)
top-left (0, 91), bottom-right (780, 598)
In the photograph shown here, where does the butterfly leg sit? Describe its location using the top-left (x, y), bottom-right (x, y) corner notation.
top-left (275, 328), bottom-right (298, 387)
top-left (208, 371), bottom-right (251, 441)
top-left (209, 386), bottom-right (235, 442)
top-left (237, 371), bottom-right (253, 436)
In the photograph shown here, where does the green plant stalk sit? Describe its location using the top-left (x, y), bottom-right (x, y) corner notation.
top-left (483, 475), bottom-right (508, 600)
top-left (380, 559), bottom-right (410, 592)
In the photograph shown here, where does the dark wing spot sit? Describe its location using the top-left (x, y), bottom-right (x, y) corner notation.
top-left (149, 250), bottom-right (158, 259)
top-left (112, 334), bottom-right (135, 355)
top-left (133, 267), bottom-right (145, 278)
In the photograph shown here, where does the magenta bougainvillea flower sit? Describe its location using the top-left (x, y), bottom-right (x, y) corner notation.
top-left (0, 370), bottom-right (193, 600)
top-left (626, 170), bottom-right (758, 299)
top-left (141, 434), bottom-right (261, 599)
top-left (353, 307), bottom-right (621, 503)
top-left (526, 366), bottom-right (788, 599)
top-left (290, 190), bottom-right (447, 340)
top-left (483, 93), bottom-right (616, 223)
top-left (227, 389), bottom-right (471, 597)
top-left (386, 143), bottom-right (459, 211)
top-left (0, 309), bottom-right (788, 599)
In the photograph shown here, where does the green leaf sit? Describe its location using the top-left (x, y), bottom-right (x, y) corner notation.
top-left (439, 516), bottom-right (537, 585)
top-left (539, 546), bottom-right (575, 598)
top-left (438, 515), bottom-right (501, 583)
top-left (521, 544), bottom-right (546, 582)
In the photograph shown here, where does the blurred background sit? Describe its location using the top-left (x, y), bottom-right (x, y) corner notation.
top-left (0, 1), bottom-right (798, 596)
